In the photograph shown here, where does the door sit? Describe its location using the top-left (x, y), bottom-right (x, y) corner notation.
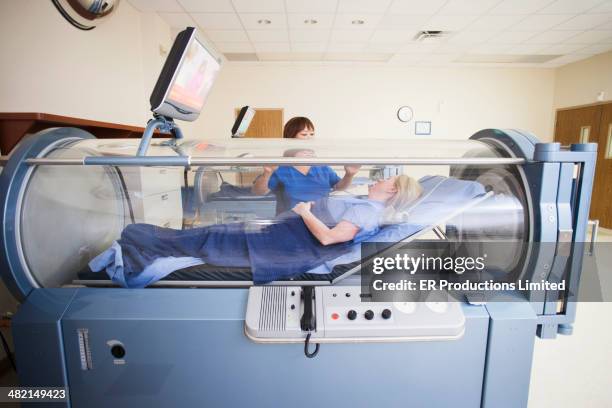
top-left (596, 104), bottom-right (612, 228)
top-left (554, 103), bottom-right (611, 228)
top-left (234, 108), bottom-right (283, 138)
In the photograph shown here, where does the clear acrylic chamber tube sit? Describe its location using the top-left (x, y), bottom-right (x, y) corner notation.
top-left (15, 136), bottom-right (529, 288)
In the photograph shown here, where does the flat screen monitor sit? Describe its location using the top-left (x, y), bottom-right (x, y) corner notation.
top-left (150, 27), bottom-right (221, 122)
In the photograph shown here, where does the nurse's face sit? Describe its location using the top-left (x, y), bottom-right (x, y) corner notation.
top-left (295, 127), bottom-right (315, 139)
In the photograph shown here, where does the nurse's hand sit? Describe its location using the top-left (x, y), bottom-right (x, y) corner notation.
top-left (344, 165), bottom-right (361, 175)
top-left (292, 201), bottom-right (313, 216)
top-left (263, 165), bottom-right (277, 174)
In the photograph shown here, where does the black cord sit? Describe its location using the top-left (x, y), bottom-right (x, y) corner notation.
top-left (304, 333), bottom-right (320, 358)
top-left (0, 330), bottom-right (16, 372)
top-left (114, 167), bottom-right (135, 224)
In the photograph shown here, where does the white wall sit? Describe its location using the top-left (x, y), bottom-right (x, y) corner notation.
top-left (0, 0), bottom-right (173, 127)
top-left (553, 51), bottom-right (612, 110)
top-left (198, 63), bottom-right (556, 141)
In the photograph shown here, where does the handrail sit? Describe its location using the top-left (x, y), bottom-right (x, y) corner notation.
top-left (22, 156), bottom-right (527, 167)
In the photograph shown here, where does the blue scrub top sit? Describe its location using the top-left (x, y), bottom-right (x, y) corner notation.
top-left (268, 166), bottom-right (341, 211)
top-left (326, 196), bottom-right (386, 242)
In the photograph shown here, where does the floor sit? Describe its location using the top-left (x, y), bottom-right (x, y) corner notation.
top-left (529, 227), bottom-right (612, 407)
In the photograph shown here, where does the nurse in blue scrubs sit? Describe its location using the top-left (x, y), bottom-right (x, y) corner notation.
top-left (251, 117), bottom-right (359, 213)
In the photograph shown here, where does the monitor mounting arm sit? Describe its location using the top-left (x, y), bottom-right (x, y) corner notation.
top-left (136, 114), bottom-right (184, 157)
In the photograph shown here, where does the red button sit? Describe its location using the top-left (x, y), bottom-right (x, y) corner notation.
top-left (331, 313), bottom-right (339, 320)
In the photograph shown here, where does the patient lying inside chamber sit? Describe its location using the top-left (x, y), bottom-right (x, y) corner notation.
top-left (89, 175), bottom-right (423, 287)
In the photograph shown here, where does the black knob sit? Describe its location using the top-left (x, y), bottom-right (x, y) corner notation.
top-left (111, 345), bottom-right (125, 359)
top-left (364, 310), bottom-right (374, 320)
top-left (347, 310), bottom-right (357, 320)
top-left (382, 309), bottom-right (392, 319)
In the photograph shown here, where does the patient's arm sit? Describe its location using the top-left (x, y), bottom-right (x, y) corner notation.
top-left (292, 202), bottom-right (359, 246)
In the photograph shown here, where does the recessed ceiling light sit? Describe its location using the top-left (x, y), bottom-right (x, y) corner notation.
top-left (257, 19), bottom-right (271, 25)
top-left (304, 19), bottom-right (318, 25)
top-left (351, 19), bottom-right (365, 25)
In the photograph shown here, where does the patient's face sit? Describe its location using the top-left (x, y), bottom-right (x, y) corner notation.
top-left (369, 176), bottom-right (398, 195)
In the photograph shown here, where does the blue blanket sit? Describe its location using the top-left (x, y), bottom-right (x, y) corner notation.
top-left (90, 199), bottom-right (352, 287)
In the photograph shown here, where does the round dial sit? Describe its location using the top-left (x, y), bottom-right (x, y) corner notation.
top-left (397, 106), bottom-right (414, 122)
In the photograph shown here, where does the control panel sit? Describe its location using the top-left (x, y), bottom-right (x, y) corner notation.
top-left (245, 286), bottom-right (465, 343)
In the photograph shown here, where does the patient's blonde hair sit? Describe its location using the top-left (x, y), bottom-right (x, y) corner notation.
top-left (387, 175), bottom-right (423, 212)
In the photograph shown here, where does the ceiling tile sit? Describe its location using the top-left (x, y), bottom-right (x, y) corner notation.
top-left (178, 0), bottom-right (234, 12)
top-left (248, 30), bottom-right (289, 42)
top-left (468, 43), bottom-right (512, 53)
top-left (287, 13), bottom-right (335, 29)
top-left (369, 30), bottom-right (417, 44)
top-left (397, 42), bottom-right (442, 53)
top-left (291, 52), bottom-right (326, 61)
top-left (327, 43), bottom-right (366, 52)
top-left (554, 13), bottom-right (612, 30)
top-left (436, 42), bottom-right (474, 52)
top-left (437, 0), bottom-right (500, 16)
top-left (253, 42), bottom-right (291, 52)
top-left (566, 30), bottom-right (612, 43)
top-left (192, 13), bottom-right (243, 29)
top-left (337, 0), bottom-right (392, 13)
top-left (365, 43), bottom-right (402, 53)
top-left (535, 43), bottom-right (586, 54)
top-left (587, 1), bottom-right (612, 13)
top-left (524, 30), bottom-right (583, 44)
top-left (290, 30), bottom-right (331, 42)
top-left (231, 0), bottom-right (285, 13)
top-left (489, 30), bottom-right (539, 43)
top-left (256, 52), bottom-right (293, 61)
top-left (419, 53), bottom-right (461, 63)
top-left (285, 0), bottom-right (338, 13)
top-left (447, 30), bottom-right (497, 44)
top-left (324, 52), bottom-right (392, 62)
top-left (334, 14), bottom-right (384, 29)
top-left (388, 0), bottom-right (447, 15)
top-left (158, 12), bottom-right (196, 28)
top-left (574, 43), bottom-right (612, 54)
top-left (377, 14), bottom-right (429, 29)
top-left (536, 0), bottom-right (604, 14)
top-left (467, 15), bottom-right (525, 31)
top-left (544, 54), bottom-right (590, 65)
top-left (487, 0), bottom-right (555, 15)
top-left (330, 29), bottom-right (375, 42)
top-left (423, 15), bottom-right (479, 31)
top-left (240, 13), bottom-right (287, 29)
top-left (205, 29), bottom-right (249, 42)
top-left (388, 53), bottom-right (424, 63)
top-left (503, 44), bottom-right (547, 54)
top-left (291, 43), bottom-right (328, 52)
top-left (596, 19), bottom-right (612, 30)
top-left (214, 42), bottom-right (254, 52)
top-left (511, 14), bottom-right (573, 31)
top-left (128, 0), bottom-right (182, 12)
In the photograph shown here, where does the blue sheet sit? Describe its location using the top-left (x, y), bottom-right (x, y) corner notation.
top-left (90, 199), bottom-right (352, 287)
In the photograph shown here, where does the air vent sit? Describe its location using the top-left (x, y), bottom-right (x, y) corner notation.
top-left (224, 53), bottom-right (259, 61)
top-left (456, 54), bottom-right (563, 64)
top-left (258, 287), bottom-right (286, 332)
top-left (414, 30), bottom-right (448, 42)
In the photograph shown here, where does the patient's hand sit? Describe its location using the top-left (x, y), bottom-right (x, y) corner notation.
top-left (292, 201), bottom-right (313, 216)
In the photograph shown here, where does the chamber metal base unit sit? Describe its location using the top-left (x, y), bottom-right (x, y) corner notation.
top-left (0, 127), bottom-right (597, 408)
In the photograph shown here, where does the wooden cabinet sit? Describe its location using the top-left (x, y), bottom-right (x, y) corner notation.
top-left (0, 112), bottom-right (166, 154)
top-left (554, 102), bottom-right (612, 228)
